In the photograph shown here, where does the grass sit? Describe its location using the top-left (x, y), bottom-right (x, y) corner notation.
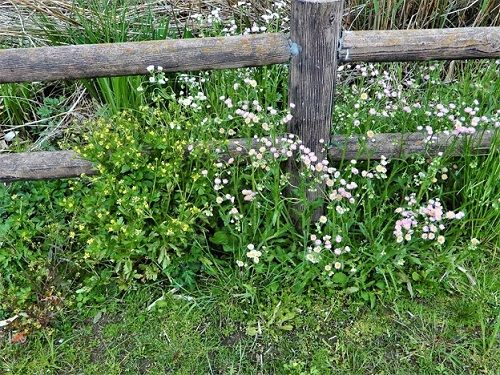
top-left (2, 272), bottom-right (498, 374)
top-left (1, 1), bottom-right (499, 374)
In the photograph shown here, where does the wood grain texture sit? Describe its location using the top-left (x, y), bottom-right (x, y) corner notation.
top-left (340, 27), bottom-right (500, 62)
top-left (0, 33), bottom-right (291, 83)
top-left (288, 0), bottom-right (344, 218)
top-left (0, 151), bottom-right (95, 182)
top-left (329, 131), bottom-right (496, 160)
top-left (288, 0), bottom-right (344, 158)
top-left (0, 132), bottom-right (495, 182)
top-left (1, 28), bottom-right (498, 83)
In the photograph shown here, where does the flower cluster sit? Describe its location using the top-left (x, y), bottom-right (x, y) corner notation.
top-left (305, 232), bottom-right (351, 266)
top-left (246, 244), bottom-right (262, 264)
top-left (394, 195), bottom-right (464, 244)
top-left (334, 62), bottom-right (500, 139)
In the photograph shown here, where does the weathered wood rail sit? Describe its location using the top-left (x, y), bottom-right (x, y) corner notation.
top-left (0, 27), bottom-right (498, 83)
top-left (0, 0), bottom-right (499, 185)
top-left (1, 131), bottom-right (494, 182)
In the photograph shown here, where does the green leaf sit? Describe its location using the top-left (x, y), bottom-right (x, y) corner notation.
top-left (398, 272), bottom-right (410, 283)
top-left (210, 231), bottom-right (230, 246)
top-left (245, 325), bottom-right (260, 336)
top-left (346, 286), bottom-right (359, 294)
top-left (92, 310), bottom-right (103, 324)
top-left (369, 293), bottom-right (376, 308)
top-left (332, 272), bottom-right (348, 285)
top-left (409, 256), bottom-right (422, 266)
top-left (199, 256), bottom-right (213, 267)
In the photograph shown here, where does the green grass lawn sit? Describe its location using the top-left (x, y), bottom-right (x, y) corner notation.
top-left (2, 268), bottom-right (499, 374)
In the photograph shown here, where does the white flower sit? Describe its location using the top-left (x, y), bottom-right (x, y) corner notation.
top-left (334, 262), bottom-right (342, 270)
top-left (471, 238), bottom-right (480, 246)
top-left (236, 260), bottom-right (245, 267)
top-left (319, 216), bottom-right (327, 224)
top-left (244, 78), bottom-right (257, 88)
top-left (246, 248), bottom-right (262, 263)
top-left (437, 235), bottom-right (445, 245)
top-left (146, 65), bottom-right (155, 72)
top-left (242, 190), bottom-right (257, 202)
top-left (336, 206), bottom-right (346, 214)
top-left (305, 252), bottom-right (320, 263)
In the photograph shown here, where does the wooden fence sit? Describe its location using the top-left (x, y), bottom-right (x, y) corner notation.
top-left (0, 0), bottom-right (499, 183)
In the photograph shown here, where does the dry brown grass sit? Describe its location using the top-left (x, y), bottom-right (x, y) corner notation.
top-left (1, 0), bottom-right (498, 48)
top-left (344, 0), bottom-right (499, 30)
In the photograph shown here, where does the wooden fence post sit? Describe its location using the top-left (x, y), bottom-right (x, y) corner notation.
top-left (288, 0), bottom-right (344, 219)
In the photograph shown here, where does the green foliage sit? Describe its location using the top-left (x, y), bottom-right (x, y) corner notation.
top-left (72, 109), bottom-right (220, 289)
top-left (2, 58), bottom-right (499, 321)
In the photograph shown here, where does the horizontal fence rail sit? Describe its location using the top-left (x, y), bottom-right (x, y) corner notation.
top-left (1, 131), bottom-right (495, 182)
top-left (0, 33), bottom-right (291, 83)
top-left (328, 130), bottom-right (496, 160)
top-left (1, 27), bottom-right (499, 83)
top-left (339, 27), bottom-right (500, 62)
top-left (0, 150), bottom-right (96, 182)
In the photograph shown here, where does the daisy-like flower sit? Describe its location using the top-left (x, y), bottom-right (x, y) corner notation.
top-left (305, 252), bottom-right (320, 263)
top-left (246, 244), bottom-right (262, 264)
top-left (242, 189), bottom-right (257, 202)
